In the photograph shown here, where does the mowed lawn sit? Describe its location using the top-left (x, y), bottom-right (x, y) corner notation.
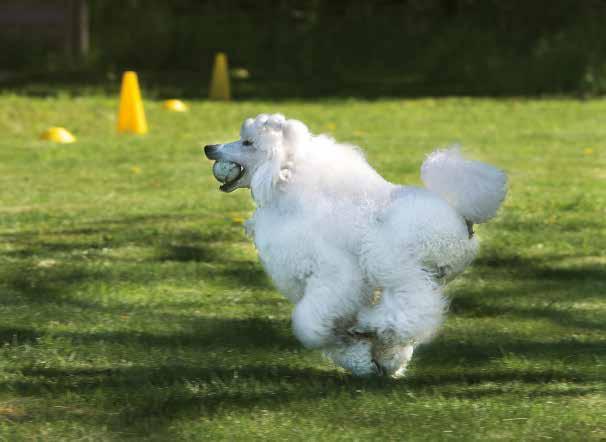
top-left (0, 95), bottom-right (605, 441)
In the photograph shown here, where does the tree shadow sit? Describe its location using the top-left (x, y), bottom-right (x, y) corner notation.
top-left (4, 352), bottom-right (601, 435)
top-left (0, 264), bottom-right (106, 310)
top-left (1, 212), bottom-right (272, 300)
top-left (1, 210), bottom-right (604, 436)
top-left (419, 384), bottom-right (601, 401)
top-left (156, 243), bottom-right (222, 263)
top-left (59, 316), bottom-right (297, 351)
top-left (215, 263), bottom-right (272, 290)
top-left (414, 337), bottom-right (606, 371)
top-left (0, 304), bottom-right (295, 352)
top-left (473, 252), bottom-right (606, 283)
top-left (0, 326), bottom-right (43, 346)
top-left (0, 213), bottom-right (248, 248)
top-left (450, 294), bottom-right (606, 332)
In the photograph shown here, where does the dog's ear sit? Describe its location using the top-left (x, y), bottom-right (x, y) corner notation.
top-left (249, 117), bottom-right (308, 206)
top-left (275, 119), bottom-right (308, 187)
top-left (282, 119), bottom-right (309, 148)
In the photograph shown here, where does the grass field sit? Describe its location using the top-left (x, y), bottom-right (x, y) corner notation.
top-left (0, 95), bottom-right (605, 440)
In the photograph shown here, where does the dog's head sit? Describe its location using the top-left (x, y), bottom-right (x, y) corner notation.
top-left (204, 114), bottom-right (310, 203)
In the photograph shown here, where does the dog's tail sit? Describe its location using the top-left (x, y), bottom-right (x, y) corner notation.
top-left (420, 146), bottom-right (507, 224)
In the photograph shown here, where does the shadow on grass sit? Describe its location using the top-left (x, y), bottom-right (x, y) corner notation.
top-left (65, 316), bottom-right (296, 350)
top-left (0, 213), bottom-right (246, 242)
top-left (14, 357), bottom-right (603, 394)
top-left (0, 264), bottom-right (108, 310)
top-left (3, 357), bottom-right (601, 433)
top-left (0, 313), bottom-right (296, 351)
top-left (1, 213), bottom-right (274, 293)
top-left (446, 252), bottom-right (606, 332)
top-left (0, 326), bottom-right (43, 346)
top-left (450, 295), bottom-right (606, 332)
top-left (157, 243), bottom-right (272, 290)
top-left (1, 212), bottom-right (605, 434)
top-left (473, 252), bottom-right (606, 283)
top-left (157, 244), bottom-right (221, 263)
top-left (0, 213), bottom-right (247, 261)
top-left (413, 337), bottom-right (606, 369)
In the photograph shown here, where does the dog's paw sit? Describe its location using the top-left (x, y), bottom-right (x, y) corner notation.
top-left (372, 342), bottom-right (414, 378)
top-left (325, 341), bottom-right (375, 377)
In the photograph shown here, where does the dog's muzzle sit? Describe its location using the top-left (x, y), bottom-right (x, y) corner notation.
top-left (203, 143), bottom-right (247, 193)
top-left (204, 144), bottom-right (220, 160)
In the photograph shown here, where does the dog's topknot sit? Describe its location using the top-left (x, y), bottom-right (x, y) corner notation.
top-left (242, 113), bottom-right (286, 134)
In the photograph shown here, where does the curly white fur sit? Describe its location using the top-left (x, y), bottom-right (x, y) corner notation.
top-left (206, 114), bottom-right (507, 377)
top-left (421, 146), bottom-right (507, 223)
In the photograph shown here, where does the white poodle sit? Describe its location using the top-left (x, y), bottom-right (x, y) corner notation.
top-left (204, 114), bottom-right (507, 377)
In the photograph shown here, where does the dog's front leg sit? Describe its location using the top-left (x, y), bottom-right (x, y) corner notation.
top-left (243, 218), bottom-right (255, 238)
top-left (291, 256), bottom-right (364, 349)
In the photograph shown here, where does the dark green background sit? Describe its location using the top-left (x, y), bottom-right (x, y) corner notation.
top-left (3, 0), bottom-right (606, 97)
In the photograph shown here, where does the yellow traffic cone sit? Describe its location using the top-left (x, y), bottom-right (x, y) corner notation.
top-left (117, 71), bottom-right (148, 134)
top-left (209, 53), bottom-right (231, 101)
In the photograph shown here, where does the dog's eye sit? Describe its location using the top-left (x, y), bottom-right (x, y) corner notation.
top-left (242, 140), bottom-right (253, 146)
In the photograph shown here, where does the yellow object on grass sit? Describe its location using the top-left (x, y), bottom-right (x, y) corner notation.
top-left (209, 52), bottom-right (231, 101)
top-left (117, 71), bottom-right (148, 134)
top-left (163, 99), bottom-right (189, 112)
top-left (40, 127), bottom-right (76, 144)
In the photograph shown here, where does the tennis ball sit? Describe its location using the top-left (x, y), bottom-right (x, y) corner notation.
top-left (212, 161), bottom-right (241, 183)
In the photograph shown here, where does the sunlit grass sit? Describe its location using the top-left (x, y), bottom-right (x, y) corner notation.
top-left (0, 95), bottom-right (604, 440)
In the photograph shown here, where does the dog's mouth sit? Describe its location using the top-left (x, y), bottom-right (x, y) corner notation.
top-left (204, 144), bottom-right (247, 193)
top-left (218, 163), bottom-right (247, 193)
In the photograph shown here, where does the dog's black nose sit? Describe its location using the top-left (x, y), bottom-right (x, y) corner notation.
top-left (204, 144), bottom-right (220, 159)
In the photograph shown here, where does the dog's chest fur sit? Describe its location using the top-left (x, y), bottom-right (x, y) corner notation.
top-left (249, 204), bottom-right (367, 304)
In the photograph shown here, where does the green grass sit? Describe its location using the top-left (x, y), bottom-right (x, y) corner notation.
top-left (0, 95), bottom-right (605, 441)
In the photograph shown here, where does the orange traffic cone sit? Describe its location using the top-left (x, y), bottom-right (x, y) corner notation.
top-left (209, 53), bottom-right (231, 101)
top-left (117, 71), bottom-right (148, 134)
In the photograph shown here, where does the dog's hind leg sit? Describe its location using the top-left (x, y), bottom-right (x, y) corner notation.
top-left (358, 278), bottom-right (445, 343)
top-left (353, 262), bottom-right (446, 376)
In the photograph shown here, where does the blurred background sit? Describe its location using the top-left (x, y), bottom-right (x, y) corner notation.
top-left (2, 0), bottom-right (606, 98)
